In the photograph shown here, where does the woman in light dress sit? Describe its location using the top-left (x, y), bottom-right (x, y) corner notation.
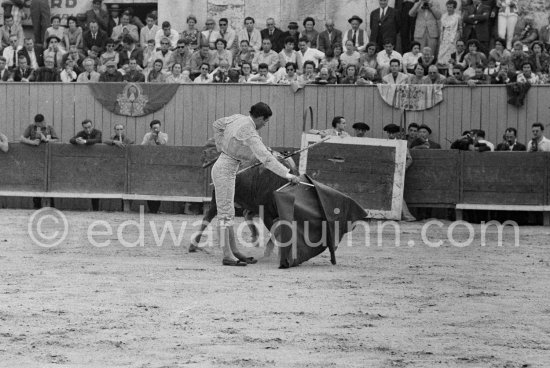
top-left (437, 0), bottom-right (462, 68)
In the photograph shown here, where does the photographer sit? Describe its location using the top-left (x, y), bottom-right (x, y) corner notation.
top-left (409, 0), bottom-right (441, 57)
top-left (141, 120), bottom-right (168, 146)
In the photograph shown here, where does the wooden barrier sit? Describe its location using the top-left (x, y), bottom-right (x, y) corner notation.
top-left (0, 144), bottom-right (47, 195)
top-left (0, 84), bottom-right (547, 150)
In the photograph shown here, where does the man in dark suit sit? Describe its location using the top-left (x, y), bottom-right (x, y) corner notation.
top-left (462, 0), bottom-right (491, 54)
top-left (118, 35), bottom-right (143, 68)
top-left (317, 19), bottom-right (342, 54)
top-left (83, 21), bottom-right (108, 55)
top-left (370, 0), bottom-right (400, 51)
top-left (410, 124), bottom-right (441, 149)
top-left (18, 38), bottom-right (44, 70)
top-left (0, 57), bottom-right (11, 81)
top-left (11, 55), bottom-right (34, 82)
top-left (85, 0), bottom-right (110, 33)
top-left (260, 18), bottom-right (284, 53)
top-left (495, 128), bottom-right (526, 151)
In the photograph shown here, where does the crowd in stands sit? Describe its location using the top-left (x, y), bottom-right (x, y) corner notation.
top-left (0, 0), bottom-right (549, 85)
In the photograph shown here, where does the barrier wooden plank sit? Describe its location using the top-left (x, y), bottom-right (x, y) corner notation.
top-left (5, 83), bottom-right (16, 141)
top-left (0, 143), bottom-right (47, 192)
top-left (270, 85), bottom-right (285, 146)
top-left (127, 146), bottom-right (205, 197)
top-left (48, 144), bottom-right (126, 194)
top-left (325, 86), bottom-right (335, 130)
top-left (181, 85), bottom-right (194, 146)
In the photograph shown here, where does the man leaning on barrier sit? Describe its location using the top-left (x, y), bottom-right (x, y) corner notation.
top-left (104, 124), bottom-right (133, 148)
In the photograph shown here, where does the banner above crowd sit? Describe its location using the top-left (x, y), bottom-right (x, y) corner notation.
top-left (377, 84), bottom-right (444, 111)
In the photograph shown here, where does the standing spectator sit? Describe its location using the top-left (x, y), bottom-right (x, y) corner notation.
top-left (168, 39), bottom-right (192, 70)
top-left (383, 59), bottom-right (408, 84)
top-left (193, 62), bottom-right (213, 83)
top-left (107, 4), bottom-right (121, 36)
top-left (497, 0), bottom-right (518, 50)
top-left (202, 18), bottom-right (221, 50)
top-left (83, 21), bottom-right (108, 56)
top-left (63, 16), bottom-right (82, 50)
top-left (86, 0), bottom-right (109, 33)
top-left (180, 15), bottom-right (203, 52)
top-left (123, 58), bottom-right (145, 82)
top-left (252, 38), bottom-right (278, 72)
top-left (0, 56), bottom-right (10, 81)
top-left (409, 0), bottom-right (441, 56)
top-left (237, 17), bottom-right (262, 52)
top-left (60, 60), bottom-right (77, 82)
top-left (376, 39), bottom-right (402, 76)
top-left (540, 14), bottom-right (550, 53)
top-left (300, 17), bottom-right (318, 49)
top-left (111, 12), bottom-right (139, 48)
top-left (140, 13), bottom-right (159, 49)
top-left (370, 0), bottom-right (399, 50)
top-left (0, 132), bottom-right (7, 153)
top-left (516, 62), bottom-right (540, 85)
top-left (0, 13), bottom-right (24, 49)
top-left (438, 0), bottom-right (462, 69)
top-left (141, 119), bottom-right (167, 214)
top-left (147, 59), bottom-right (166, 83)
top-left (219, 18), bottom-right (237, 55)
top-left (212, 38), bottom-right (233, 68)
top-left (527, 123), bottom-right (550, 152)
top-left (190, 44), bottom-right (215, 76)
top-left (462, 0), bottom-right (491, 53)
top-left (281, 22), bottom-right (300, 51)
top-left (260, 18), bottom-right (284, 53)
top-left (343, 15), bottom-right (367, 52)
top-left (399, 0), bottom-right (417, 54)
top-left (77, 57), bottom-right (100, 82)
top-left (99, 60), bottom-right (123, 81)
top-left (152, 37), bottom-right (173, 71)
top-left (3, 34), bottom-right (22, 69)
top-left (30, 0), bottom-right (50, 46)
top-left (155, 21), bottom-right (179, 50)
top-left (10, 54), bottom-right (33, 82)
top-left (43, 15), bottom-right (65, 49)
top-left (104, 124), bottom-right (133, 147)
top-left (495, 127), bottom-right (526, 151)
top-left (233, 39), bottom-right (255, 69)
top-left (402, 41), bottom-right (422, 73)
top-left (119, 36), bottom-right (143, 70)
top-left (18, 38), bottom-right (43, 70)
top-left (317, 19), bottom-right (342, 54)
top-left (297, 36), bottom-right (324, 70)
top-left (33, 56), bottom-right (60, 81)
top-left (410, 124), bottom-right (441, 149)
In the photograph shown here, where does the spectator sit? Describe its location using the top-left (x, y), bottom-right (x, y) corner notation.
top-left (463, 39), bottom-right (487, 76)
top-left (147, 59), bottom-right (166, 83)
top-left (463, 0), bottom-right (491, 53)
top-left (343, 15), bottom-right (367, 52)
top-left (297, 36), bottom-right (324, 70)
top-left (529, 41), bottom-right (550, 75)
top-left (87, 46), bottom-right (101, 67)
top-left (400, 0), bottom-right (417, 54)
top-left (359, 42), bottom-right (378, 76)
top-left (123, 8), bottom-right (144, 32)
top-left (298, 60), bottom-right (317, 84)
top-left (509, 40), bottom-right (529, 73)
top-left (511, 16), bottom-right (538, 51)
top-left (140, 13), bottom-right (159, 49)
top-left (99, 60), bottom-right (123, 81)
top-left (0, 132), bottom-right (7, 153)
top-left (62, 44), bottom-right (85, 74)
top-left (107, 4), bottom-right (121, 36)
top-left (466, 64), bottom-right (490, 85)
top-left (180, 15), bottom-right (203, 52)
top-left (1, 13), bottom-right (24, 49)
top-left (10, 54), bottom-right (34, 82)
top-left (406, 123), bottom-right (419, 147)
top-left (426, 64), bottom-right (446, 84)
top-left (119, 36), bottom-right (143, 70)
top-left (233, 39), bottom-right (255, 69)
top-left (0, 57), bottom-right (9, 81)
top-left (402, 41), bottom-right (422, 73)
top-left (111, 12), bottom-right (139, 48)
top-left (104, 124), bottom-right (133, 147)
top-left (239, 61), bottom-right (254, 83)
top-left (43, 15), bottom-right (65, 49)
top-left (213, 38), bottom-right (233, 68)
top-left (527, 123), bottom-right (550, 152)
top-left (33, 56), bottom-right (60, 82)
top-left (249, 62), bottom-right (276, 84)
top-left (376, 39), bottom-right (402, 76)
top-left (383, 58), bottom-right (407, 84)
top-left (166, 63), bottom-right (188, 83)
top-left (190, 43), bottom-right (215, 76)
top-left (83, 21), bottom-right (108, 56)
top-left (310, 116), bottom-right (350, 137)
top-left (316, 19), bottom-right (342, 54)
top-left (281, 22), bottom-right (300, 51)
top-left (445, 64), bottom-right (467, 84)
top-left (122, 58), bottom-right (145, 82)
top-left (340, 40), bottom-right (361, 69)
top-left (370, 0), bottom-right (399, 50)
top-left (278, 37), bottom-right (299, 68)
top-left (76, 57), bottom-right (101, 82)
top-left (63, 16), bottom-right (82, 50)
top-left (169, 39), bottom-right (192, 70)
top-left (260, 18), bottom-right (284, 53)
top-left (152, 37), bottom-right (173, 72)
top-left (497, 0), bottom-right (519, 50)
top-left (202, 18), bottom-right (221, 50)
top-left (449, 39), bottom-right (467, 68)
top-left (238, 17), bottom-right (262, 52)
top-left (495, 127), bottom-right (526, 151)
top-left (193, 62), bottom-right (213, 83)
top-left (352, 122), bottom-right (370, 137)
top-left (540, 13), bottom-right (550, 52)
top-left (276, 62), bottom-right (298, 84)
top-left (18, 38), bottom-right (44, 70)
top-left (3, 34), bottom-right (22, 69)
top-left (319, 46), bottom-right (342, 77)
top-left (437, 0), bottom-right (462, 70)
top-left (219, 18), bottom-right (238, 55)
top-left (211, 59), bottom-right (231, 83)
top-left (98, 38), bottom-right (119, 72)
top-left (490, 62), bottom-right (515, 84)
top-left (314, 67), bottom-right (336, 84)
top-left (30, 0), bottom-right (50, 46)
top-left (339, 64), bottom-right (359, 84)
top-left (483, 58), bottom-right (498, 79)
top-left (471, 129), bottom-right (494, 151)
top-left (516, 62), bottom-right (540, 84)
top-left (44, 35), bottom-right (67, 69)
top-left (142, 38), bottom-right (156, 70)
top-left (86, 0), bottom-right (109, 33)
top-left (20, 113), bottom-right (58, 147)
top-left (155, 21), bottom-right (179, 50)
top-left (409, 0), bottom-right (441, 55)
top-left (60, 60), bottom-right (77, 82)
top-left (410, 124), bottom-right (441, 149)
top-left (407, 63), bottom-right (427, 83)
top-left (142, 120), bottom-right (167, 214)
top-left (70, 119), bottom-right (102, 146)
top-left (489, 37), bottom-right (511, 66)
top-left (450, 130), bottom-right (475, 150)
top-left (358, 64), bottom-right (380, 84)
top-left (252, 38), bottom-right (278, 72)
top-left (299, 17), bottom-right (319, 49)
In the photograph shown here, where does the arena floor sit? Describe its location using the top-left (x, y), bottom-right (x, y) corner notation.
top-left (0, 209), bottom-right (549, 367)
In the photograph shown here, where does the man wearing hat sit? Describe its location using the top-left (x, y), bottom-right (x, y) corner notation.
top-left (86, 0), bottom-right (110, 34)
top-left (281, 22), bottom-right (300, 51)
top-left (370, 0), bottom-right (400, 51)
top-left (352, 122), bottom-right (370, 137)
top-left (342, 15), bottom-right (367, 52)
top-left (99, 60), bottom-right (123, 81)
top-left (410, 124), bottom-right (441, 149)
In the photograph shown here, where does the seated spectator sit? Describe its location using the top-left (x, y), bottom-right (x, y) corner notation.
top-left (165, 63), bottom-right (186, 83)
top-left (147, 58), bottom-right (166, 82)
top-left (297, 36), bottom-right (324, 70)
top-left (275, 62), bottom-right (297, 84)
top-left (180, 15), bottom-right (203, 52)
top-left (299, 17), bottom-right (319, 49)
top-left (340, 40), bottom-right (361, 70)
top-left (33, 56), bottom-right (60, 82)
top-left (466, 65), bottom-right (490, 85)
top-left (352, 122), bottom-right (370, 137)
top-left (527, 122), bottom-right (550, 152)
top-left (201, 18), bottom-right (221, 49)
top-left (407, 63), bottom-right (427, 84)
top-left (123, 58), bottom-right (146, 82)
top-left (252, 38), bottom-right (278, 72)
top-left (237, 17), bottom-right (262, 52)
top-left (463, 39), bottom-right (487, 77)
top-left (119, 36), bottom-right (143, 70)
top-left (529, 41), bottom-right (550, 76)
top-left (190, 43), bottom-right (215, 76)
top-left (281, 21), bottom-right (300, 51)
top-left (211, 59), bottom-right (232, 83)
top-left (18, 38), bottom-right (44, 70)
top-left (376, 40), bottom-right (402, 77)
top-left (111, 12), bottom-right (139, 48)
top-left (233, 39), bottom-right (255, 69)
top-left (76, 57), bottom-right (101, 82)
top-left (339, 64), bottom-right (358, 84)
top-left (249, 62), bottom-right (276, 83)
top-left (70, 119), bottom-right (102, 145)
top-left (62, 44), bottom-right (86, 74)
top-left (425, 65), bottom-right (446, 84)
top-left (123, 8), bottom-right (145, 30)
top-left (142, 39), bottom-right (157, 71)
top-left (43, 35), bottom-right (66, 69)
top-left (0, 132), bottom-right (7, 153)
top-left (402, 41), bottom-right (422, 74)
top-left (279, 37), bottom-right (299, 68)
top-left (152, 37), bottom-right (174, 72)
top-left (471, 129), bottom-right (494, 151)
top-left (406, 123), bottom-right (419, 147)
top-left (3, 34), bottom-right (22, 69)
top-left (357, 66), bottom-right (379, 84)
top-left (104, 124), bottom-right (133, 147)
top-left (212, 38), bottom-right (233, 68)
top-left (20, 114), bottom-right (58, 146)
top-left (86, 46), bottom-right (101, 69)
top-left (43, 15), bottom-right (65, 49)
top-left (63, 16), bottom-right (82, 50)
top-left (140, 13), bottom-right (159, 49)
top-left (516, 62), bottom-right (540, 84)
top-left (99, 60), bottom-right (123, 81)
top-left (445, 65), bottom-right (467, 85)
top-left (310, 116), bottom-right (350, 137)
top-left (155, 21), bottom-right (179, 50)
top-left (489, 38), bottom-right (511, 67)
top-left (319, 45), bottom-right (342, 78)
top-left (0, 14), bottom-right (24, 49)
top-left (60, 60), bottom-right (77, 82)
top-left (219, 17), bottom-right (237, 54)
top-left (343, 15), bottom-right (367, 52)
top-left (512, 16), bottom-right (538, 51)
top-left (410, 124), bottom-right (441, 149)
top-left (509, 40), bottom-right (529, 73)
top-left (449, 39), bottom-right (466, 68)
top-left (383, 58), bottom-right (407, 84)
top-left (239, 61), bottom-right (254, 83)
top-left (314, 67), bottom-right (336, 84)
top-left (450, 130), bottom-right (474, 150)
top-left (141, 119), bottom-right (167, 145)
top-left (417, 46), bottom-right (437, 75)
top-left (495, 127), bottom-right (526, 151)
top-left (193, 62), bottom-right (213, 83)
top-left (9, 54), bottom-right (34, 82)
top-left (359, 42), bottom-right (378, 77)
top-left (83, 21), bottom-right (108, 56)
top-left (317, 19), bottom-right (342, 54)
top-left (168, 39), bottom-right (192, 70)
top-left (297, 60), bottom-right (317, 84)
top-left (483, 59), bottom-right (499, 80)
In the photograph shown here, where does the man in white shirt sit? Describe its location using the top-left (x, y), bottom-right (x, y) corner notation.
top-left (2, 34), bottom-right (22, 69)
top-left (249, 63), bottom-right (276, 84)
top-left (252, 38), bottom-right (279, 72)
top-left (140, 13), bottom-right (159, 49)
top-left (155, 21), bottom-right (179, 50)
top-left (527, 123), bottom-right (550, 152)
top-left (297, 37), bottom-right (325, 70)
top-left (376, 39), bottom-right (402, 76)
top-left (202, 18), bottom-right (221, 49)
top-left (19, 38), bottom-right (42, 70)
top-left (218, 18), bottom-right (237, 55)
top-left (76, 57), bottom-right (101, 82)
top-left (237, 17), bottom-right (262, 52)
top-left (382, 58), bottom-right (408, 84)
top-left (111, 13), bottom-right (139, 47)
top-left (342, 15), bottom-right (367, 52)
